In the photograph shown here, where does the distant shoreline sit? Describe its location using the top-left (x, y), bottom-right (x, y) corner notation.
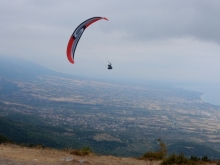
top-left (177, 85), bottom-right (220, 106)
top-left (200, 92), bottom-right (220, 106)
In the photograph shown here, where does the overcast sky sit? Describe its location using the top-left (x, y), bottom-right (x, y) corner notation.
top-left (1, 0), bottom-right (220, 85)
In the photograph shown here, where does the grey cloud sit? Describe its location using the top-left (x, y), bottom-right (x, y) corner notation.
top-left (100, 1), bottom-right (220, 44)
top-left (1, 0), bottom-right (220, 84)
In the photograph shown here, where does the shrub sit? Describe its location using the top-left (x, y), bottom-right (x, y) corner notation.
top-left (0, 134), bottom-right (13, 144)
top-left (162, 154), bottom-right (212, 165)
top-left (201, 155), bottom-right (210, 162)
top-left (142, 151), bottom-right (165, 160)
top-left (190, 156), bottom-right (200, 161)
top-left (161, 153), bottom-right (188, 165)
top-left (69, 147), bottom-right (93, 156)
top-left (141, 139), bottom-right (167, 160)
top-left (26, 143), bottom-right (35, 148)
top-left (35, 144), bottom-right (46, 149)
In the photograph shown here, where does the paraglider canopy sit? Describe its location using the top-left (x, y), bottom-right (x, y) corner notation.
top-left (66, 17), bottom-right (108, 64)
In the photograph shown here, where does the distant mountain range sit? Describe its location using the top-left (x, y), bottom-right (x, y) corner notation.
top-left (0, 56), bottom-right (88, 81)
top-left (0, 56), bottom-right (53, 79)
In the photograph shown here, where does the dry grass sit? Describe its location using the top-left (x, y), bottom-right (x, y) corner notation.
top-left (0, 143), bottom-right (217, 165)
top-left (0, 143), bottom-right (161, 165)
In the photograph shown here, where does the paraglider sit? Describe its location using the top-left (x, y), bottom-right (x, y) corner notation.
top-left (66, 17), bottom-right (108, 64)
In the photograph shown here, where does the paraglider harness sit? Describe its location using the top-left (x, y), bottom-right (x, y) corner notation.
top-left (108, 62), bottom-right (113, 69)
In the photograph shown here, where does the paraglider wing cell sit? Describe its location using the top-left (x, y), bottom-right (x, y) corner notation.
top-left (66, 17), bottom-right (108, 64)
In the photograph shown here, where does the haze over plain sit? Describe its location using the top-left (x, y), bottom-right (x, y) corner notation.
top-left (1, 0), bottom-right (220, 86)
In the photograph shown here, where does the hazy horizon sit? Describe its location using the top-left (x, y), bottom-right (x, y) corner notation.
top-left (1, 1), bottom-right (220, 86)
top-left (1, 54), bottom-right (220, 106)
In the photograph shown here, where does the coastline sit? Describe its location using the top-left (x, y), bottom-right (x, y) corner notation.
top-left (177, 85), bottom-right (220, 106)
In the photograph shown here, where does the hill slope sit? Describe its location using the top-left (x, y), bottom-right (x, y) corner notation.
top-left (0, 143), bottom-right (161, 165)
top-left (0, 56), bottom-right (55, 79)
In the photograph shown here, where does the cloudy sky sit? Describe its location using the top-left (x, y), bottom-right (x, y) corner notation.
top-left (1, 0), bottom-right (220, 85)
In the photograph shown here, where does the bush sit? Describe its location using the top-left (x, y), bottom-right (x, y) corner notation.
top-left (190, 156), bottom-right (200, 161)
top-left (141, 139), bottom-right (167, 160)
top-left (142, 151), bottom-right (165, 160)
top-left (201, 155), bottom-right (210, 162)
top-left (0, 134), bottom-right (13, 144)
top-left (140, 138), bottom-right (213, 164)
top-left (35, 144), bottom-right (46, 149)
top-left (69, 147), bottom-right (93, 156)
top-left (162, 154), bottom-right (212, 165)
top-left (161, 153), bottom-right (188, 165)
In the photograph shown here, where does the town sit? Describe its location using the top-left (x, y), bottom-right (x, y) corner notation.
top-left (1, 74), bottom-right (220, 156)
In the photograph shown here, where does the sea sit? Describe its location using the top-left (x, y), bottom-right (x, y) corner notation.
top-left (178, 85), bottom-right (220, 106)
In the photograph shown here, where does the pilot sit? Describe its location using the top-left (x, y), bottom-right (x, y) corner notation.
top-left (108, 63), bottom-right (112, 69)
